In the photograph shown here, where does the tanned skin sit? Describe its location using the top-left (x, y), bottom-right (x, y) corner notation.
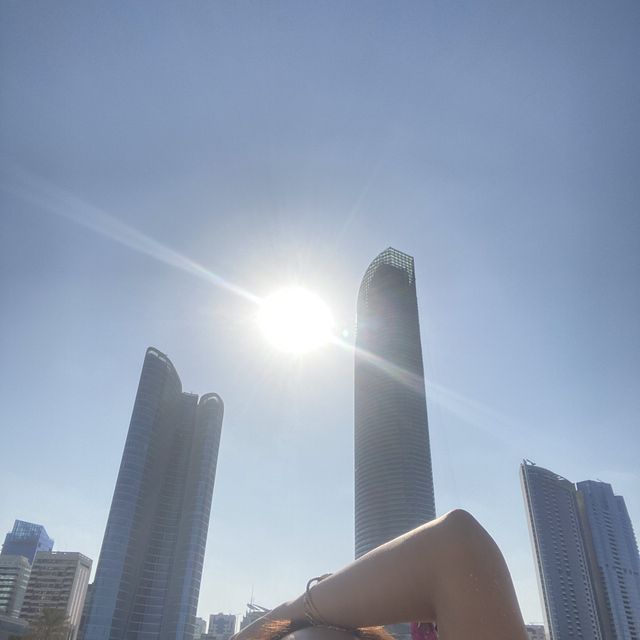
top-left (233, 510), bottom-right (528, 640)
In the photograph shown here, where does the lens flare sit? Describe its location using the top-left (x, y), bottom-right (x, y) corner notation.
top-left (258, 287), bottom-right (334, 353)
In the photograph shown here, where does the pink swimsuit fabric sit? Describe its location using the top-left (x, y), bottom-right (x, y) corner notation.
top-left (410, 622), bottom-right (438, 640)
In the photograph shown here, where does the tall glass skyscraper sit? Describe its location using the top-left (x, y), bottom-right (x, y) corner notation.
top-left (521, 461), bottom-right (603, 640)
top-left (354, 248), bottom-right (435, 559)
top-left (1, 520), bottom-right (53, 564)
top-left (522, 462), bottom-right (640, 640)
top-left (577, 481), bottom-right (640, 640)
top-left (85, 347), bottom-right (224, 640)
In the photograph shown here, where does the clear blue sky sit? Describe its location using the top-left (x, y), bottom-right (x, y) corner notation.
top-left (1, 1), bottom-right (639, 625)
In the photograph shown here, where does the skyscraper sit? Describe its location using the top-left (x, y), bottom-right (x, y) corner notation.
top-left (354, 248), bottom-right (435, 559)
top-left (85, 347), bottom-right (224, 640)
top-left (522, 462), bottom-right (640, 640)
top-left (1, 520), bottom-right (53, 564)
top-left (521, 461), bottom-right (603, 640)
top-left (577, 480), bottom-right (640, 640)
top-left (77, 582), bottom-right (94, 640)
top-left (21, 551), bottom-right (92, 640)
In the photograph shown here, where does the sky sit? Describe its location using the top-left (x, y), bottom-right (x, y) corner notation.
top-left (1, 0), bottom-right (639, 626)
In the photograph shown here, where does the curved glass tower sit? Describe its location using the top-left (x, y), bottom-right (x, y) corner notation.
top-left (354, 248), bottom-right (435, 559)
top-left (576, 481), bottom-right (640, 640)
top-left (85, 347), bottom-right (224, 640)
top-left (521, 461), bottom-right (603, 640)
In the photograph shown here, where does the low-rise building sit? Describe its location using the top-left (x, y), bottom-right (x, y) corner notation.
top-left (0, 555), bottom-right (31, 618)
top-left (21, 552), bottom-right (91, 640)
top-left (195, 616), bottom-right (207, 638)
top-left (240, 605), bottom-right (268, 631)
top-left (208, 613), bottom-right (237, 640)
top-left (0, 613), bottom-right (29, 640)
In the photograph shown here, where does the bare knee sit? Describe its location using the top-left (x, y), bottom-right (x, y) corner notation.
top-left (406, 509), bottom-right (492, 579)
top-left (440, 508), bottom-right (483, 535)
top-left (437, 509), bottom-right (503, 581)
top-left (434, 509), bottom-right (489, 552)
top-left (429, 511), bottom-right (526, 637)
top-left (407, 509), bottom-right (486, 559)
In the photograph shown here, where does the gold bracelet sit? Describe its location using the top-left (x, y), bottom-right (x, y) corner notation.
top-left (304, 573), bottom-right (332, 626)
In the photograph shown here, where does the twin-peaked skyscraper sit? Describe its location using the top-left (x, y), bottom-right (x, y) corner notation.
top-left (85, 348), bottom-right (224, 640)
top-left (354, 248), bottom-right (436, 558)
top-left (521, 461), bottom-right (640, 640)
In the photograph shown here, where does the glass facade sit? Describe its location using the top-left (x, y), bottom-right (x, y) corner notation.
top-left (85, 347), bottom-right (224, 640)
top-left (354, 248), bottom-right (436, 559)
top-left (521, 461), bottom-right (603, 640)
top-left (522, 462), bottom-right (640, 640)
top-left (577, 481), bottom-right (640, 640)
top-left (1, 520), bottom-right (54, 564)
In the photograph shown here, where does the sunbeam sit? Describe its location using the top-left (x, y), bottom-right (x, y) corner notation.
top-left (331, 334), bottom-right (426, 396)
top-left (331, 331), bottom-right (523, 445)
top-left (427, 380), bottom-right (525, 445)
top-left (0, 165), bottom-right (261, 305)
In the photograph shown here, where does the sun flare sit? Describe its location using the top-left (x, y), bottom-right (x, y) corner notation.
top-left (258, 287), bottom-right (334, 354)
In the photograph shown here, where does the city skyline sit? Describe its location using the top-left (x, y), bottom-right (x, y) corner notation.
top-left (2, 1), bottom-right (639, 626)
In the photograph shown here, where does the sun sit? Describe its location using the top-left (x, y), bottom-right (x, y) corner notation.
top-left (258, 287), bottom-right (334, 354)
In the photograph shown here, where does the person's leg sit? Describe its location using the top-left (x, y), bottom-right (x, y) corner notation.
top-left (297, 510), bottom-right (528, 640)
top-left (430, 510), bottom-right (528, 639)
top-left (234, 510), bottom-right (528, 640)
